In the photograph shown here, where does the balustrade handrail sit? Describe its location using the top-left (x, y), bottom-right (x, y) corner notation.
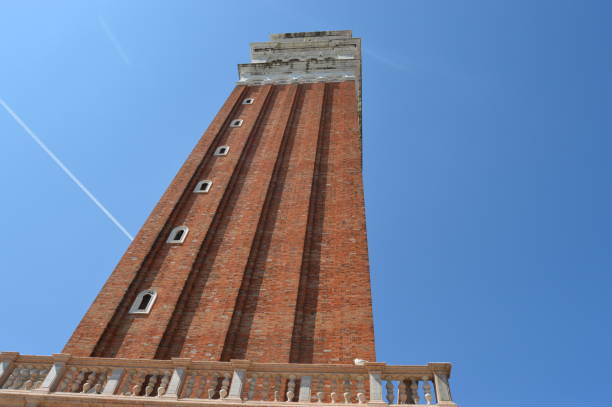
top-left (0, 353), bottom-right (451, 377)
top-left (0, 352), bottom-right (455, 405)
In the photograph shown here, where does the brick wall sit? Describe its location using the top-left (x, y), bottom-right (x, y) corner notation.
top-left (63, 81), bottom-right (376, 364)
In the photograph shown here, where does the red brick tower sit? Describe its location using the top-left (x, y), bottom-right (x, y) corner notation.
top-left (0, 31), bottom-right (458, 407)
top-left (64, 30), bottom-right (375, 365)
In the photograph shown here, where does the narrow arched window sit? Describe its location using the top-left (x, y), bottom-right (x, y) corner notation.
top-left (129, 290), bottom-right (157, 314)
top-left (138, 293), bottom-right (152, 310)
top-left (229, 119), bottom-right (243, 127)
top-left (167, 226), bottom-right (188, 243)
top-left (242, 98), bottom-right (255, 105)
top-left (214, 146), bottom-right (230, 156)
top-left (194, 180), bottom-right (212, 193)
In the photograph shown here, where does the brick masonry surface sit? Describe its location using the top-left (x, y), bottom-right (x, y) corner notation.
top-left (63, 81), bottom-right (376, 364)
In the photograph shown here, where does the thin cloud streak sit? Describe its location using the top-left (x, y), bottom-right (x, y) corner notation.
top-left (98, 16), bottom-right (132, 66)
top-left (363, 47), bottom-right (407, 71)
top-left (0, 98), bottom-right (134, 241)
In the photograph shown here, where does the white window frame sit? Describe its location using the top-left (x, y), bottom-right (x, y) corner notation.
top-left (167, 226), bottom-right (188, 244)
top-left (214, 146), bottom-right (230, 156)
top-left (194, 180), bottom-right (213, 193)
top-left (229, 119), bottom-right (243, 127)
top-left (129, 289), bottom-right (157, 314)
top-left (242, 98), bottom-right (255, 105)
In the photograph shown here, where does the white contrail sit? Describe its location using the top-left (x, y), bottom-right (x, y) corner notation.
top-left (98, 16), bottom-right (132, 66)
top-left (0, 98), bottom-right (134, 241)
top-left (363, 47), bottom-right (407, 71)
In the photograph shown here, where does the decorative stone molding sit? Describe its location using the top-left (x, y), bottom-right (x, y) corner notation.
top-left (236, 31), bottom-right (362, 121)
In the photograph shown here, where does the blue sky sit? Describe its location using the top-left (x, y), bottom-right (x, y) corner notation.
top-left (1, 1), bottom-right (611, 405)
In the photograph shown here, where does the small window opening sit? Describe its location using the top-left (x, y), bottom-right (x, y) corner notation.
top-left (194, 180), bottom-right (212, 193)
top-left (242, 98), bottom-right (255, 105)
top-left (214, 146), bottom-right (230, 156)
top-left (230, 119), bottom-right (243, 127)
top-left (167, 226), bottom-right (188, 243)
top-left (129, 290), bottom-right (157, 314)
top-left (138, 293), bottom-right (152, 310)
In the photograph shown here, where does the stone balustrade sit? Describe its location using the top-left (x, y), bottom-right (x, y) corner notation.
top-left (0, 352), bottom-right (456, 407)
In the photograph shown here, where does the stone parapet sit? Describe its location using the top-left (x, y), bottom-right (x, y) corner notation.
top-left (237, 31), bottom-right (362, 120)
top-left (0, 353), bottom-right (456, 407)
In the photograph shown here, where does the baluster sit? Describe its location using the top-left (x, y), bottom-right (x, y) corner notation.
top-left (207, 373), bottom-right (219, 399)
top-left (20, 366), bottom-right (33, 390)
top-left (385, 379), bottom-right (394, 404)
top-left (82, 371), bottom-right (97, 393)
top-left (12, 369), bottom-right (25, 389)
top-left (286, 375), bottom-right (296, 402)
top-left (94, 371), bottom-right (108, 394)
top-left (247, 374), bottom-right (257, 401)
top-left (219, 372), bottom-right (231, 399)
top-left (39, 366), bottom-right (50, 390)
top-left (261, 374), bottom-right (270, 401)
top-left (332, 375), bottom-right (342, 403)
top-left (30, 367), bottom-right (43, 389)
top-left (120, 370), bottom-right (135, 395)
top-left (398, 379), bottom-right (407, 404)
top-left (343, 375), bottom-right (351, 403)
top-left (422, 377), bottom-right (432, 405)
top-left (157, 371), bottom-right (171, 396)
top-left (36, 366), bottom-right (47, 389)
top-left (356, 375), bottom-right (366, 404)
top-left (144, 372), bottom-right (157, 397)
top-left (23, 367), bottom-right (34, 390)
top-left (194, 373), bottom-right (205, 398)
top-left (2, 369), bottom-right (17, 389)
top-left (273, 375), bottom-right (281, 402)
top-left (255, 374), bottom-right (263, 401)
top-left (131, 371), bottom-right (146, 396)
top-left (183, 373), bottom-right (195, 398)
top-left (316, 375), bottom-right (324, 402)
top-left (56, 366), bottom-right (76, 392)
top-left (71, 370), bottom-right (85, 392)
top-left (410, 380), bottom-right (419, 404)
top-left (16, 367), bottom-right (28, 389)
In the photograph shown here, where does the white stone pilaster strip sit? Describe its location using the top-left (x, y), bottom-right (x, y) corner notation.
top-left (34, 353), bottom-right (70, 393)
top-left (364, 362), bottom-right (387, 405)
top-left (0, 352), bottom-right (18, 387)
top-left (228, 369), bottom-right (246, 400)
top-left (298, 375), bottom-right (312, 402)
top-left (433, 373), bottom-right (452, 402)
top-left (160, 358), bottom-right (191, 399)
top-left (102, 368), bottom-right (124, 395)
top-left (227, 359), bottom-right (251, 401)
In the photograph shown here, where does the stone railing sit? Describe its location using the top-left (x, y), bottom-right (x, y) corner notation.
top-left (0, 353), bottom-right (456, 406)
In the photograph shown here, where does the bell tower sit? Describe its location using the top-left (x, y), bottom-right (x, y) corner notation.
top-left (63, 30), bottom-right (374, 364)
top-left (0, 31), bottom-right (458, 407)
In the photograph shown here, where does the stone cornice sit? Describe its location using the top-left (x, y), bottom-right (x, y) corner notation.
top-left (236, 31), bottom-right (362, 127)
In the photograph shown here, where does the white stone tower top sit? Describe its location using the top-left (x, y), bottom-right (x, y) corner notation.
top-left (237, 30), bottom-right (362, 113)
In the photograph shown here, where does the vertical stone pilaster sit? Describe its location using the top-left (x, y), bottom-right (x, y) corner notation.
top-left (365, 362), bottom-right (387, 404)
top-left (298, 375), bottom-right (312, 402)
top-left (227, 360), bottom-right (250, 400)
top-left (161, 358), bottom-right (191, 399)
top-left (34, 353), bottom-right (70, 393)
top-left (102, 368), bottom-right (124, 395)
top-left (434, 373), bottom-right (453, 402)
